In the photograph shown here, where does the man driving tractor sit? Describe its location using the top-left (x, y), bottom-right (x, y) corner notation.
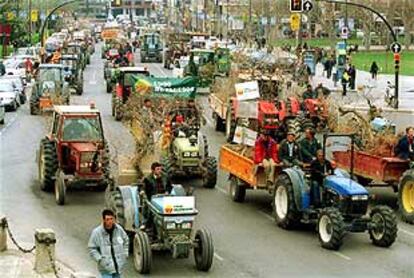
top-left (143, 162), bottom-right (172, 201)
top-left (310, 149), bottom-right (334, 207)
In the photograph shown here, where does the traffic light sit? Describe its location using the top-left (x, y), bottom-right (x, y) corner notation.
top-left (290, 0), bottom-right (303, 12)
top-left (394, 53), bottom-right (400, 71)
top-left (112, 0), bottom-right (122, 7)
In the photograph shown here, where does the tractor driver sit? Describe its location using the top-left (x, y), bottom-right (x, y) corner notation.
top-left (395, 127), bottom-right (414, 160)
top-left (310, 149), bottom-right (334, 207)
top-left (143, 162), bottom-right (173, 201)
top-left (63, 119), bottom-right (94, 141)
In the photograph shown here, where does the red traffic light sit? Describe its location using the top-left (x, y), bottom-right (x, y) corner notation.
top-left (394, 53), bottom-right (400, 62)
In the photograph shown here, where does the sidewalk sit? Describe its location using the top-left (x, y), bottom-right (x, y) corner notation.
top-left (311, 63), bottom-right (414, 111)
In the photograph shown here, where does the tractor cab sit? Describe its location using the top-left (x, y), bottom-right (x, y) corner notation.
top-left (60, 55), bottom-right (83, 95)
top-left (114, 67), bottom-right (150, 102)
top-left (214, 48), bottom-right (231, 76)
top-left (140, 33), bottom-right (163, 62)
top-left (277, 97), bottom-right (300, 121)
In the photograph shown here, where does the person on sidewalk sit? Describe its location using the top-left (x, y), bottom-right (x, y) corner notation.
top-left (370, 61), bottom-right (379, 80)
top-left (88, 209), bottom-right (129, 278)
top-left (341, 71), bottom-right (350, 96)
top-left (332, 66), bottom-right (338, 87)
top-left (254, 130), bottom-right (279, 185)
top-left (348, 64), bottom-right (356, 90)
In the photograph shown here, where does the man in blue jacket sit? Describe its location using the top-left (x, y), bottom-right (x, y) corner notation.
top-left (395, 127), bottom-right (414, 160)
top-left (88, 209), bottom-right (129, 278)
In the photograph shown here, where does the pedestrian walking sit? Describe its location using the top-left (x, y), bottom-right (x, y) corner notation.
top-left (370, 61), bottom-right (379, 80)
top-left (88, 209), bottom-right (129, 278)
top-left (348, 64), bottom-right (356, 90)
top-left (332, 66), bottom-right (338, 87)
top-left (341, 71), bottom-right (350, 96)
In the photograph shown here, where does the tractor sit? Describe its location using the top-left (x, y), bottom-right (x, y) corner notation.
top-left (140, 33), bottom-right (163, 63)
top-left (65, 42), bottom-right (88, 70)
top-left (106, 184), bottom-right (214, 274)
top-left (111, 67), bottom-right (150, 120)
top-left (60, 54), bottom-right (83, 95)
top-left (162, 108), bottom-right (217, 188)
top-left (302, 98), bottom-right (329, 130)
top-left (30, 64), bottom-right (70, 115)
top-left (273, 134), bottom-right (398, 250)
top-left (214, 48), bottom-right (231, 77)
top-left (36, 104), bottom-right (111, 205)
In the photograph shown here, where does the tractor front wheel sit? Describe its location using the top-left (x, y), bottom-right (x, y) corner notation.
top-left (54, 170), bottom-right (66, 206)
top-left (273, 174), bottom-right (301, 229)
top-left (399, 171), bottom-right (414, 224)
top-left (194, 228), bottom-right (214, 272)
top-left (229, 177), bottom-right (246, 202)
top-left (202, 157), bottom-right (217, 189)
top-left (369, 205), bottom-right (397, 247)
top-left (317, 207), bottom-right (345, 250)
top-left (133, 231), bottom-right (152, 274)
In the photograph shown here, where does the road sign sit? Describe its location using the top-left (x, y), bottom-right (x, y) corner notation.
top-left (303, 1), bottom-right (313, 12)
top-left (341, 26), bottom-right (349, 39)
top-left (290, 14), bottom-right (300, 31)
top-left (290, 0), bottom-right (303, 12)
top-left (31, 10), bottom-right (39, 22)
top-left (391, 42), bottom-right (402, 54)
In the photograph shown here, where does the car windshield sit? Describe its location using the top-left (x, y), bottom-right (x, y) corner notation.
top-left (67, 46), bottom-right (80, 54)
top-left (145, 35), bottom-right (159, 45)
top-left (39, 68), bottom-right (61, 82)
top-left (61, 59), bottom-right (76, 67)
top-left (62, 117), bottom-right (103, 141)
top-left (0, 81), bottom-right (15, 92)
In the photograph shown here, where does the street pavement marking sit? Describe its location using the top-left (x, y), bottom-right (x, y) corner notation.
top-left (214, 252), bottom-right (224, 261)
top-left (400, 228), bottom-right (414, 237)
top-left (217, 187), bottom-right (227, 195)
top-left (258, 211), bottom-right (274, 222)
top-left (333, 252), bottom-right (351, 261)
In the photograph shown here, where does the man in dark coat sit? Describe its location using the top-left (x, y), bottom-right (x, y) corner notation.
top-left (310, 149), bottom-right (334, 206)
top-left (395, 127), bottom-right (414, 160)
top-left (299, 128), bottom-right (321, 163)
top-left (278, 131), bottom-right (302, 167)
top-left (143, 162), bottom-right (172, 200)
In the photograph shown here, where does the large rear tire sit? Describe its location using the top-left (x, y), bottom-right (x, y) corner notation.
top-left (317, 207), bottom-right (345, 250)
top-left (273, 174), bottom-right (301, 229)
top-left (30, 97), bottom-right (40, 115)
top-left (107, 189), bottom-right (126, 227)
top-left (229, 176), bottom-right (246, 202)
top-left (194, 228), bottom-right (214, 272)
top-left (133, 231), bottom-right (152, 274)
top-left (202, 157), bottom-right (217, 189)
top-left (38, 139), bottom-right (58, 192)
top-left (399, 171), bottom-right (414, 224)
top-left (369, 205), bottom-right (398, 247)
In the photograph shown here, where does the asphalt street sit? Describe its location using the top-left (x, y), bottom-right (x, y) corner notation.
top-left (1, 45), bottom-right (414, 277)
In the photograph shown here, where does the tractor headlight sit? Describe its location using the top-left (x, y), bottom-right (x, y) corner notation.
top-left (183, 152), bottom-right (191, 157)
top-left (181, 222), bottom-right (192, 229)
top-left (351, 195), bottom-right (369, 201)
top-left (166, 222), bottom-right (176, 230)
top-left (190, 152), bottom-right (198, 157)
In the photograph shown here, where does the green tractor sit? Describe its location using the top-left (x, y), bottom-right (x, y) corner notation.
top-left (106, 184), bottom-right (214, 274)
top-left (65, 42), bottom-right (88, 70)
top-left (140, 33), bottom-right (163, 63)
top-left (162, 110), bottom-right (217, 188)
top-left (61, 54), bottom-right (83, 95)
top-left (185, 49), bottom-right (215, 89)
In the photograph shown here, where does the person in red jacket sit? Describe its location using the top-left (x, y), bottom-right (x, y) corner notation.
top-left (254, 130), bottom-right (279, 185)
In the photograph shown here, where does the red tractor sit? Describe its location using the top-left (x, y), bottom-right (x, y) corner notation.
top-left (303, 98), bottom-right (329, 129)
top-left (37, 104), bottom-right (111, 205)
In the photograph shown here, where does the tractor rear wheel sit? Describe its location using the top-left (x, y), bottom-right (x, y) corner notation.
top-left (30, 97), bottom-right (40, 115)
top-left (273, 174), bottom-right (301, 229)
top-left (202, 157), bottom-right (217, 189)
top-left (214, 114), bottom-right (225, 132)
top-left (225, 109), bottom-right (236, 143)
top-left (54, 170), bottom-right (66, 206)
top-left (106, 81), bottom-right (112, 94)
top-left (229, 177), bottom-right (246, 202)
top-left (133, 231), bottom-right (152, 274)
top-left (194, 228), bottom-right (214, 272)
top-left (317, 207), bottom-right (345, 250)
top-left (107, 189), bottom-right (126, 227)
top-left (114, 101), bottom-right (123, 121)
top-left (38, 139), bottom-right (58, 192)
top-left (162, 156), bottom-right (174, 181)
top-left (369, 205), bottom-right (397, 247)
top-left (399, 171), bottom-right (414, 224)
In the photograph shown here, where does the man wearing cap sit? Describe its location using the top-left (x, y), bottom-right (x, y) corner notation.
top-left (278, 131), bottom-right (302, 167)
top-left (310, 149), bottom-right (334, 207)
top-left (254, 131), bottom-right (279, 185)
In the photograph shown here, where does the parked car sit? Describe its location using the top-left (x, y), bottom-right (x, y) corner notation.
top-left (4, 58), bottom-right (27, 83)
top-left (0, 80), bottom-right (21, 111)
top-left (0, 104), bottom-right (5, 124)
top-left (1, 75), bottom-right (27, 104)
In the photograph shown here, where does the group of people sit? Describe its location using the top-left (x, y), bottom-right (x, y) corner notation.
top-left (254, 127), bottom-right (332, 206)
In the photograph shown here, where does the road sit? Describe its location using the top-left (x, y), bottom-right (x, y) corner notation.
top-left (1, 45), bottom-right (414, 277)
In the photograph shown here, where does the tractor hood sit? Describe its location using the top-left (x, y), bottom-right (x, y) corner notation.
top-left (324, 176), bottom-right (368, 196)
top-left (173, 137), bottom-right (199, 152)
top-left (151, 196), bottom-right (197, 215)
top-left (69, 142), bottom-right (98, 152)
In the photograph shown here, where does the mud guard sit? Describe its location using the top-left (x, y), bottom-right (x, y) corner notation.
top-left (118, 186), bottom-right (141, 231)
top-left (281, 167), bottom-right (309, 211)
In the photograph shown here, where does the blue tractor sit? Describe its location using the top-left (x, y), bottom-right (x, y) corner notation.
top-left (273, 134), bottom-right (398, 250)
top-left (106, 184), bottom-right (214, 274)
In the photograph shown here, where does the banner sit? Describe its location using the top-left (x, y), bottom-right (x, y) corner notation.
top-left (132, 76), bottom-right (198, 98)
top-left (236, 100), bottom-right (258, 119)
top-left (233, 126), bottom-right (257, 147)
top-left (235, 81), bottom-right (260, 101)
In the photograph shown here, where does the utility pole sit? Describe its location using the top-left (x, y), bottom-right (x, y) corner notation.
top-left (249, 0), bottom-right (252, 46)
top-left (226, 0), bottom-right (229, 40)
top-left (28, 0), bottom-right (32, 45)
